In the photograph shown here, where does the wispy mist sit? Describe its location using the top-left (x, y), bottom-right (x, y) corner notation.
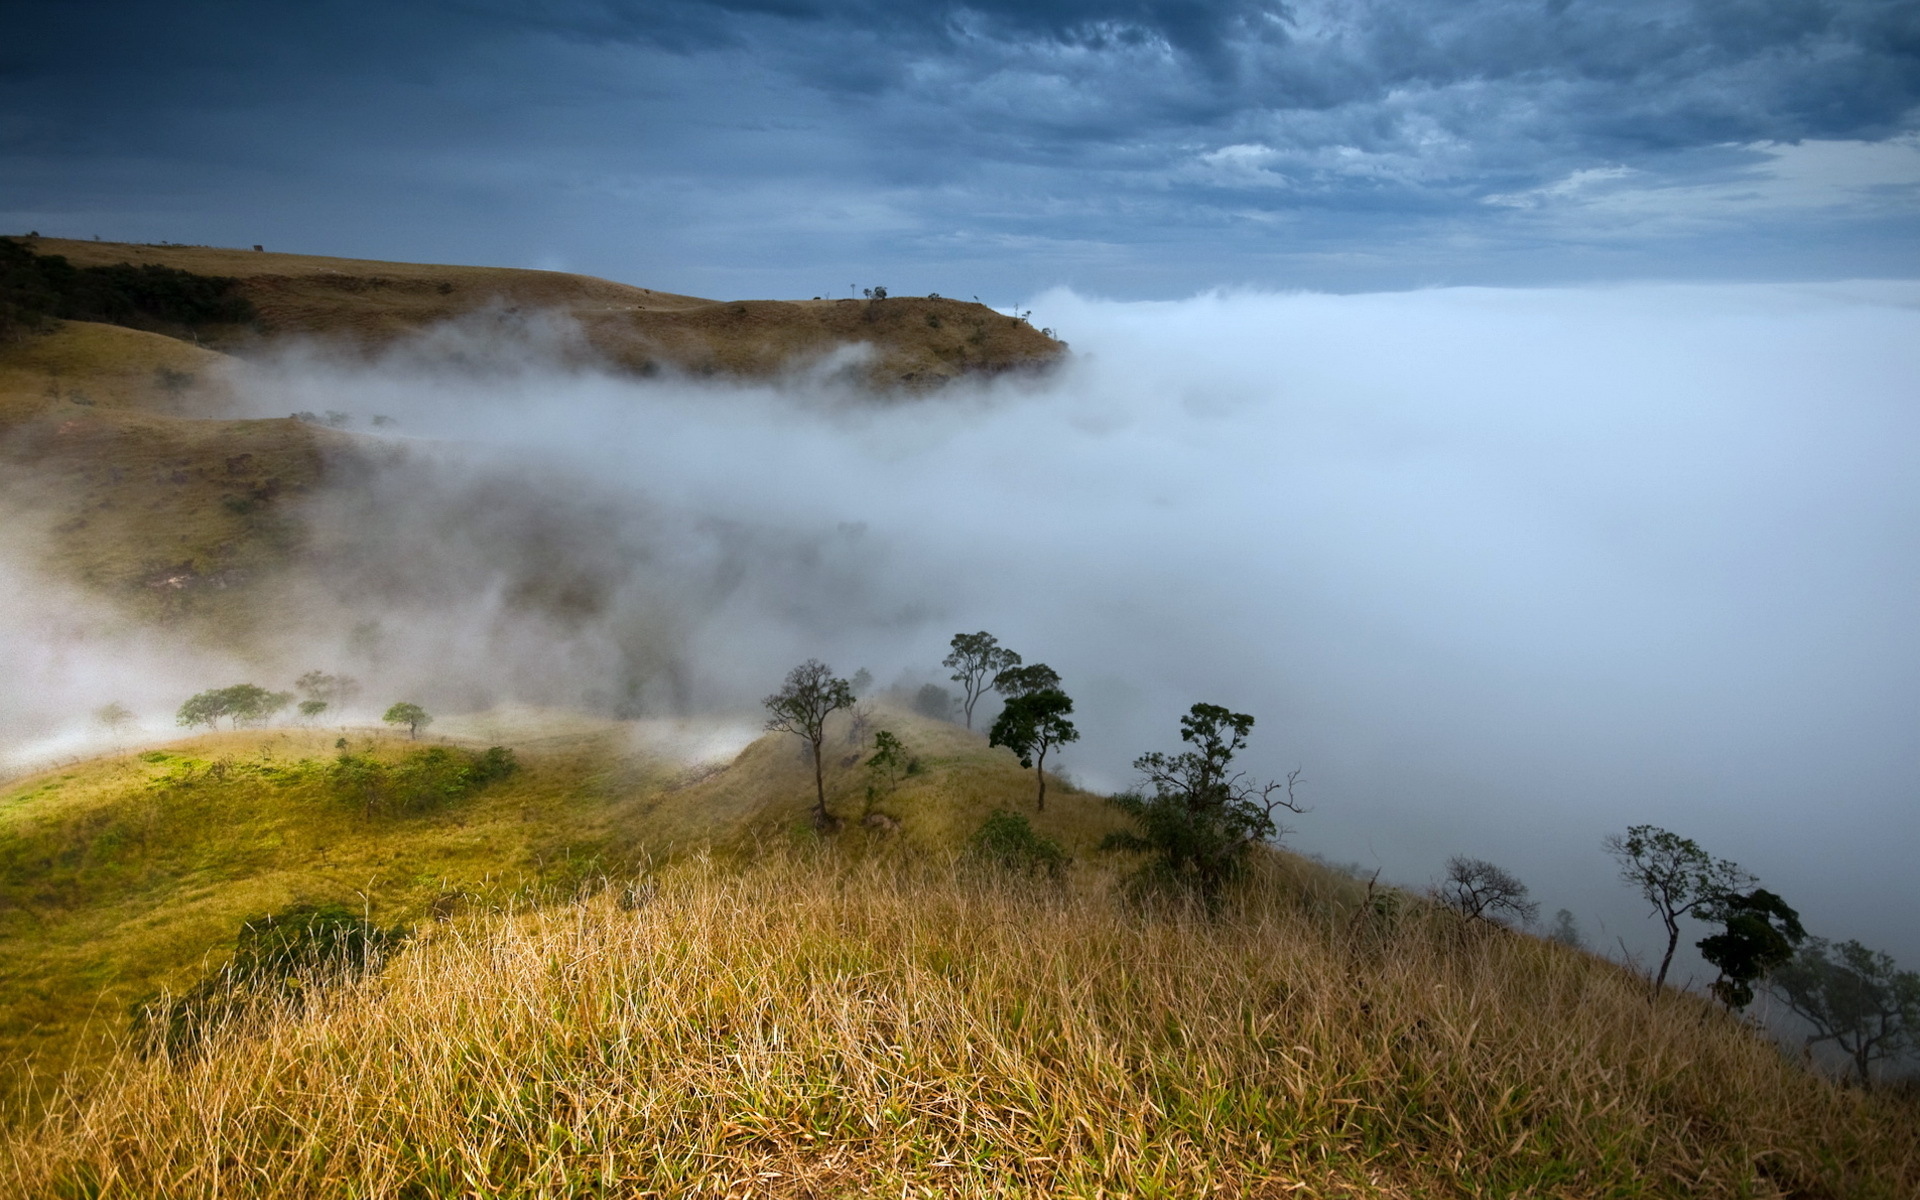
top-left (6, 281), bottom-right (1917, 974)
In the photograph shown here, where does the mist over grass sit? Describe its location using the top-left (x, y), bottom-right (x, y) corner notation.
top-left (5, 280), bottom-right (1917, 981)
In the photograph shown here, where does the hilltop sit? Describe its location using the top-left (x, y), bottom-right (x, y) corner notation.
top-left (11, 236), bottom-right (1065, 389)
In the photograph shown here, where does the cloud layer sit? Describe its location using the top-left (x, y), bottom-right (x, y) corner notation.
top-left (5, 1), bottom-right (1916, 292)
top-left (12, 279), bottom-right (1913, 977)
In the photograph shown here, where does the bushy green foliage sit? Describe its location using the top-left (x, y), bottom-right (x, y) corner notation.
top-left (177, 684), bottom-right (294, 729)
top-left (864, 729), bottom-right (909, 811)
top-left (0, 236), bottom-right (255, 339)
top-left (132, 903), bottom-right (401, 1057)
top-left (382, 701), bottom-right (432, 739)
top-left (1102, 703), bottom-right (1301, 908)
top-left (330, 745), bottom-right (518, 817)
top-left (967, 809), bottom-right (1068, 879)
top-left (1696, 887), bottom-right (1805, 1010)
top-left (988, 687), bottom-right (1078, 811)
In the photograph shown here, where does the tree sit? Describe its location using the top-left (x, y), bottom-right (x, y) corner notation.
top-left (1437, 856), bottom-right (1540, 926)
top-left (988, 688), bottom-right (1078, 811)
top-left (912, 683), bottom-right (956, 722)
top-left (1768, 939), bottom-right (1919, 1090)
top-left (764, 659), bottom-right (856, 827)
top-left (296, 670), bottom-right (357, 715)
top-left (382, 702), bottom-right (431, 740)
top-left (943, 632), bottom-right (1020, 729)
top-left (1547, 909), bottom-right (1586, 950)
top-left (1695, 888), bottom-right (1805, 1010)
top-left (93, 702), bottom-right (135, 740)
top-left (1102, 703), bottom-right (1303, 906)
top-left (993, 661), bottom-right (1061, 699)
top-left (865, 729), bottom-right (910, 809)
top-left (1604, 825), bottom-right (1755, 993)
top-left (176, 683), bottom-right (292, 730)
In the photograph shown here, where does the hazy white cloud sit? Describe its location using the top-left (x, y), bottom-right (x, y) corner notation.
top-left (6, 280), bottom-right (1918, 978)
top-left (1486, 134), bottom-right (1920, 234)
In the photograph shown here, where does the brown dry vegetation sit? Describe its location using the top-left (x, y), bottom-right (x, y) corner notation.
top-left (3, 848), bottom-right (1915, 1199)
top-left (20, 236), bottom-right (1064, 390)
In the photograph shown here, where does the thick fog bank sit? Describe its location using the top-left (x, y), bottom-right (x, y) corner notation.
top-left (5, 281), bottom-right (1917, 977)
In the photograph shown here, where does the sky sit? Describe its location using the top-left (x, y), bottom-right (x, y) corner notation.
top-left (5, 0), bottom-right (1919, 296)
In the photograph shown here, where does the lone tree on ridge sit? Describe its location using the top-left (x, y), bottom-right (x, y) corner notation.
top-left (943, 632), bottom-right (1020, 729)
top-left (764, 659), bottom-right (856, 827)
top-left (1604, 824), bottom-right (1754, 994)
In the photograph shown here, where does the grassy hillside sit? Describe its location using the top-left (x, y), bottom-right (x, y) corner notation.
top-left (0, 237), bottom-right (1066, 629)
top-left (15, 236), bottom-right (1065, 390)
top-left (0, 707), bottom-right (1118, 1082)
top-left (4, 845), bottom-right (1915, 1196)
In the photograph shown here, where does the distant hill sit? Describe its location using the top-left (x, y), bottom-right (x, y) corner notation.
top-left (0, 236), bottom-right (1066, 632)
top-left (12, 236), bottom-right (1065, 390)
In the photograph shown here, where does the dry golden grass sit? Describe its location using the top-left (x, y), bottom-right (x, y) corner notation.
top-left (19, 237), bottom-right (1064, 390)
top-left (0, 320), bottom-right (234, 426)
top-left (0, 706), bottom-right (1104, 1087)
top-left (3, 847), bottom-right (1912, 1199)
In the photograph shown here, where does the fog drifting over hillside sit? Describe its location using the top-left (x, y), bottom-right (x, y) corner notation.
top-left (5, 281), bottom-right (1917, 977)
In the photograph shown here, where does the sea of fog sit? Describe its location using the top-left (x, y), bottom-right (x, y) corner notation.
top-left (3, 280), bottom-right (1917, 984)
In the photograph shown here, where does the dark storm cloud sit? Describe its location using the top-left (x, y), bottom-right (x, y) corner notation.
top-left (3, 1), bottom-right (1917, 291)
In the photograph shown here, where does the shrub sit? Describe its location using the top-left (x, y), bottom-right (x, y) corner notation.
top-left (912, 684), bottom-right (956, 722)
top-left (329, 745), bottom-right (518, 817)
top-left (133, 903), bottom-right (401, 1057)
top-left (967, 809), bottom-right (1068, 879)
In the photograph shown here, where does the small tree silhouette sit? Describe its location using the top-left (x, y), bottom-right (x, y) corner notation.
top-left (382, 702), bottom-right (431, 740)
top-left (763, 660), bottom-right (855, 828)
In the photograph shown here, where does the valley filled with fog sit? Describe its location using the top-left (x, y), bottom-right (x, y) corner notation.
top-left (5, 280), bottom-right (1917, 980)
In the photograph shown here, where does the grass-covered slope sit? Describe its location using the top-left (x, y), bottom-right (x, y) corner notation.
top-left (5, 850), bottom-right (1915, 1198)
top-left (3, 710), bottom-right (1917, 1196)
top-left (0, 708), bottom-right (1115, 1081)
top-left (14, 236), bottom-right (1065, 390)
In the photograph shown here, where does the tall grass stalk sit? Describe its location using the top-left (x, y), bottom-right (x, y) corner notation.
top-left (4, 848), bottom-right (1912, 1197)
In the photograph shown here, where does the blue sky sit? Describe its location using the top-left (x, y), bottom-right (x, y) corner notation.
top-left (6, 0), bottom-right (1917, 296)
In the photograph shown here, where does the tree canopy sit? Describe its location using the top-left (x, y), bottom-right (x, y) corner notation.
top-left (1103, 703), bottom-right (1302, 907)
top-left (177, 684), bottom-right (293, 730)
top-left (764, 659), bottom-right (856, 826)
top-left (1695, 887), bottom-right (1805, 1010)
top-left (988, 687), bottom-right (1078, 811)
top-left (943, 632), bottom-right (1020, 729)
top-left (1768, 938), bottom-right (1919, 1090)
top-left (1604, 824), bottom-right (1754, 992)
top-left (382, 702), bottom-right (432, 740)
